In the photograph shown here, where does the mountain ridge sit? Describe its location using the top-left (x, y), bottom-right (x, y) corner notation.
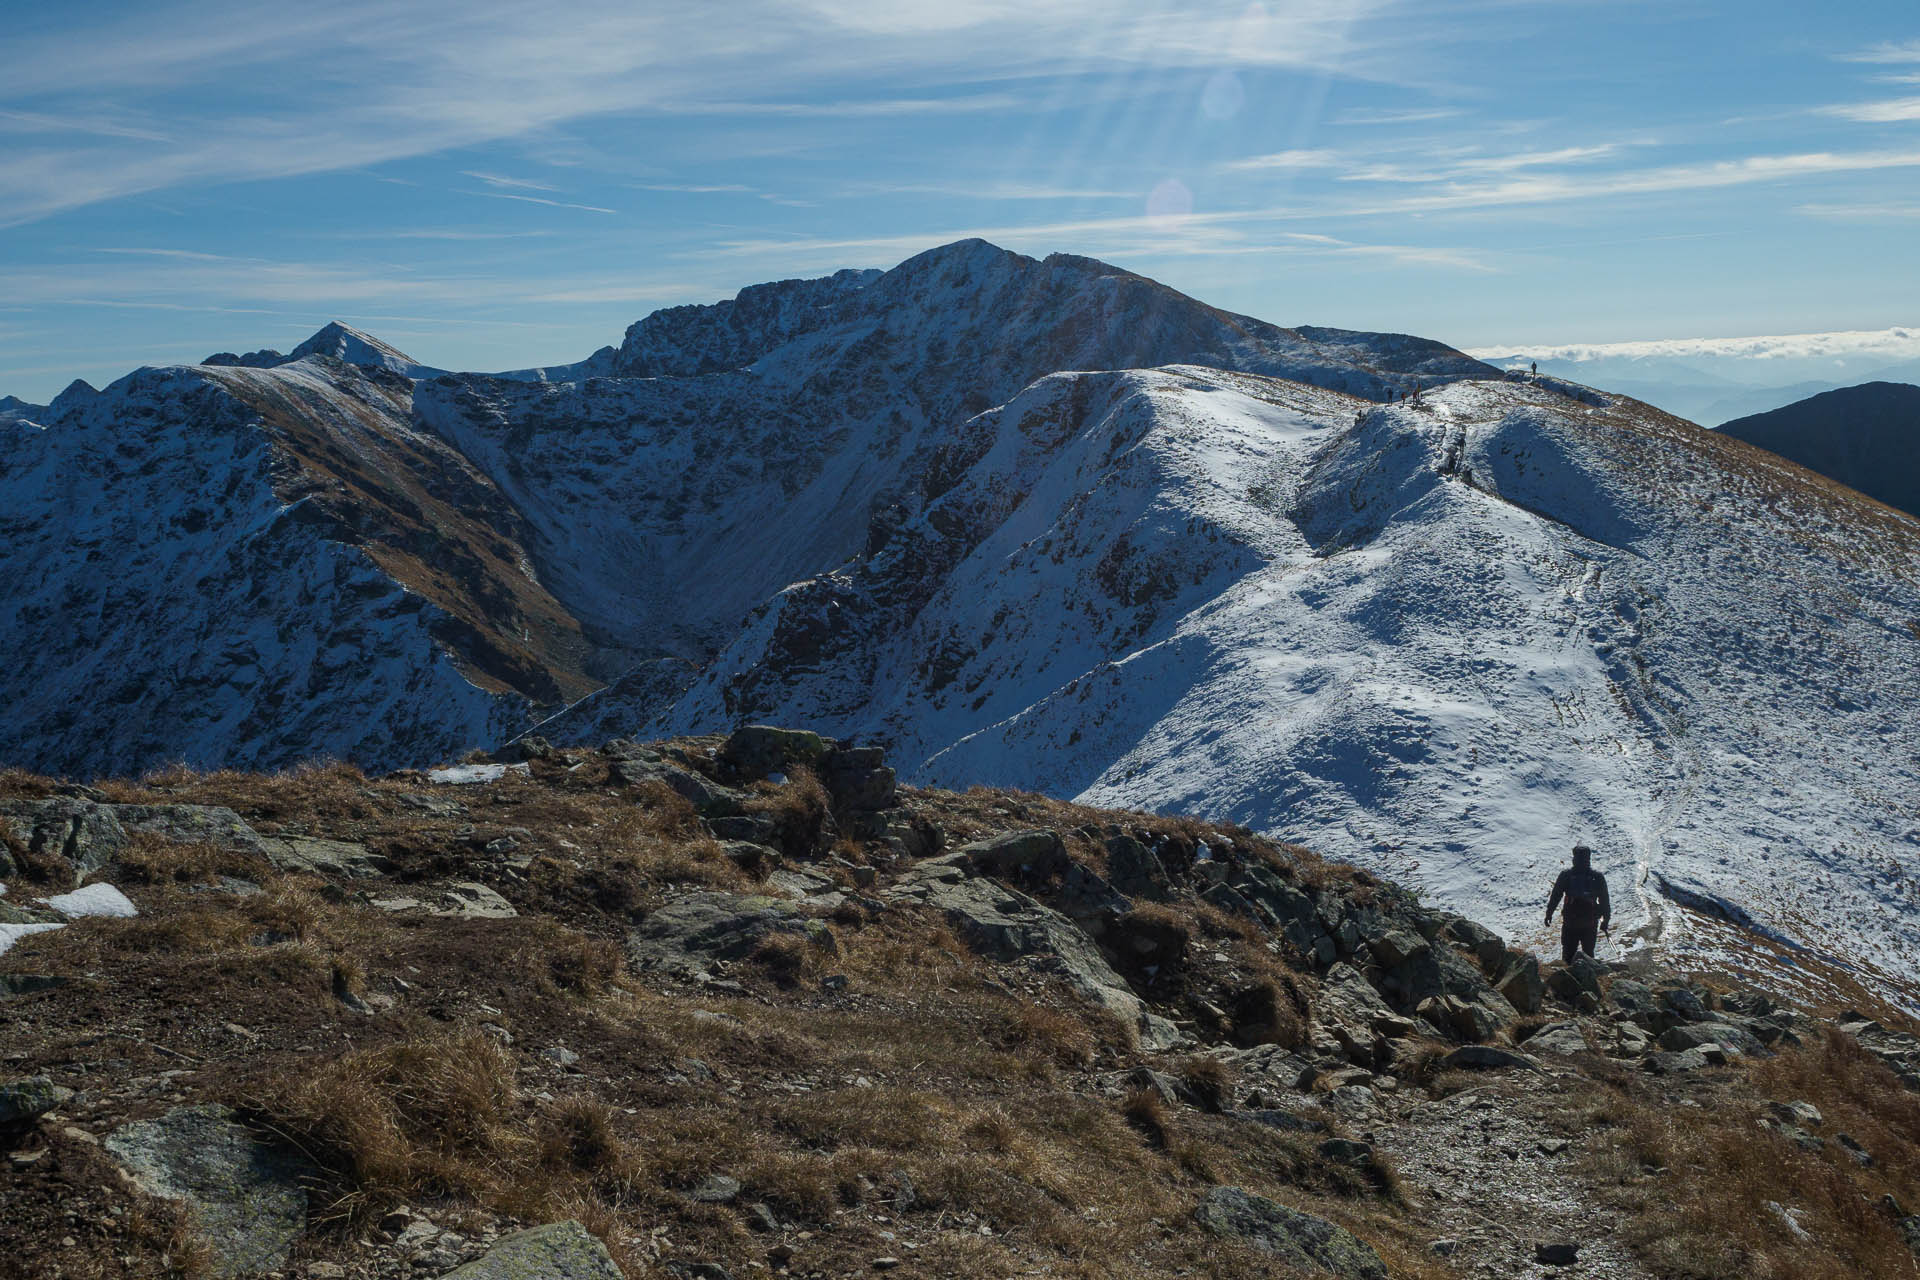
top-left (2, 239), bottom-right (1915, 1000)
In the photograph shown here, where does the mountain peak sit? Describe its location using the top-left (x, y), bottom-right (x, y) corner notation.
top-left (287, 321), bottom-right (421, 370)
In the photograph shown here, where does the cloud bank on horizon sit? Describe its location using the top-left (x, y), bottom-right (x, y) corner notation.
top-left (1, 0), bottom-right (1918, 403)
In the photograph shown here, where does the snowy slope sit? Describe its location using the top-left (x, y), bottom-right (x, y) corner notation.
top-left (653, 368), bottom-right (1920, 989)
top-left (0, 354), bottom-right (578, 776)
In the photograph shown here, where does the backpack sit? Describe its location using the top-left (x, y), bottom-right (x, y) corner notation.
top-left (1564, 868), bottom-right (1605, 919)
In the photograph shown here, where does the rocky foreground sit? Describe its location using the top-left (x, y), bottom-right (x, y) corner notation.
top-left (5, 730), bottom-right (1920, 1280)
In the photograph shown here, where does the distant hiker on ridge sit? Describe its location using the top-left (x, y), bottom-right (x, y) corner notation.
top-left (1545, 844), bottom-right (1610, 964)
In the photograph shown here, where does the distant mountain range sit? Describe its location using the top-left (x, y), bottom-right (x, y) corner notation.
top-left (1719, 381), bottom-right (1920, 518)
top-left (1473, 350), bottom-right (1920, 426)
top-left (3, 239), bottom-right (1918, 993)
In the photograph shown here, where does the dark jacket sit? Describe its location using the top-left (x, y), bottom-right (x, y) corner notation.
top-left (1546, 854), bottom-right (1610, 928)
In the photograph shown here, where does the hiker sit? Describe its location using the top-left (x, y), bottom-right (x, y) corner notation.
top-left (1545, 844), bottom-right (1610, 964)
top-left (1530, 360), bottom-right (1537, 377)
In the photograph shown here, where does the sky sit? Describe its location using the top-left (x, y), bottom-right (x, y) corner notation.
top-left (3, 0), bottom-right (1919, 404)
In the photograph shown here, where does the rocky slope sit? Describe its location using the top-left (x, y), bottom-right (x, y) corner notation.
top-left (6, 728), bottom-right (1920, 1280)
top-left (1718, 381), bottom-right (1920, 518)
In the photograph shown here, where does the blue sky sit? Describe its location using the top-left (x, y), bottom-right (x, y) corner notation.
top-left (3, 0), bottom-right (1918, 402)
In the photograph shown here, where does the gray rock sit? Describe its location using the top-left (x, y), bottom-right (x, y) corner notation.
top-left (1524, 1022), bottom-right (1592, 1056)
top-left (721, 726), bottom-right (830, 780)
top-left (0, 798), bottom-right (129, 878)
top-left (1237, 1108), bottom-right (1330, 1135)
top-left (1838, 1132), bottom-right (1873, 1166)
top-left (1496, 955), bottom-right (1545, 1015)
top-left (889, 861), bottom-right (1179, 1050)
top-left (1837, 1014), bottom-right (1920, 1089)
top-left (688, 1174), bottom-right (741, 1204)
top-left (257, 836), bottom-right (389, 879)
top-left (626, 892), bottom-right (830, 979)
top-left (1193, 1186), bottom-right (1387, 1280)
top-left (0, 1076), bottom-right (74, 1125)
top-left (1660, 985), bottom-right (1709, 1023)
top-left (959, 829), bottom-right (1067, 878)
top-left (0, 973), bottom-right (69, 998)
top-left (112, 804), bottom-right (264, 853)
top-left (1441, 1045), bottom-right (1541, 1072)
top-left (439, 1221), bottom-right (623, 1280)
top-left (1660, 1021), bottom-right (1763, 1057)
top-left (104, 1104), bottom-right (311, 1278)
top-left (1365, 927), bottom-right (1428, 969)
top-left (1105, 835), bottom-right (1172, 900)
top-left (604, 745), bottom-right (744, 818)
top-left (1644, 1048), bottom-right (1711, 1074)
top-left (1318, 1137), bottom-right (1373, 1167)
top-left (709, 813), bottom-right (781, 845)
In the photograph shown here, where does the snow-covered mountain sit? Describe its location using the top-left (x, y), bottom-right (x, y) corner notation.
top-left (4, 239), bottom-right (1916, 994)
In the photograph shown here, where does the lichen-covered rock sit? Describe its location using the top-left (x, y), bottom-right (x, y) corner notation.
top-left (257, 835), bottom-right (389, 878)
top-left (626, 892), bottom-right (830, 978)
top-left (721, 725), bottom-right (831, 780)
top-left (1193, 1186), bottom-right (1388, 1279)
top-left (0, 1076), bottom-right (74, 1125)
top-left (112, 804), bottom-right (266, 852)
top-left (438, 1221), bottom-right (624, 1280)
top-left (890, 857), bottom-right (1179, 1050)
top-left (0, 798), bottom-right (129, 878)
top-left (104, 1104), bottom-right (311, 1278)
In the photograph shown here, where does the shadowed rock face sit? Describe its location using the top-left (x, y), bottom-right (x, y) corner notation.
top-left (1718, 380), bottom-right (1920, 518)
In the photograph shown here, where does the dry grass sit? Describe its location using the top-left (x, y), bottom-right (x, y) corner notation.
top-left (1582, 1030), bottom-right (1920, 1279)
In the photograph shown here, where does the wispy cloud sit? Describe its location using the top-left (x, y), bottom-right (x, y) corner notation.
top-left (1821, 96), bottom-right (1920, 123)
top-left (0, 109), bottom-right (172, 142)
top-left (1466, 326), bottom-right (1920, 364)
top-left (0, 0), bottom-right (1398, 227)
top-left (1798, 201), bottom-right (1920, 219)
top-left (1219, 149), bottom-right (1342, 173)
top-left (1841, 39), bottom-right (1920, 65)
top-left (632, 182), bottom-right (757, 194)
top-left (465, 191), bottom-right (616, 214)
top-left (460, 170), bottom-right (560, 191)
top-left (1325, 147), bottom-right (1920, 215)
top-left (1332, 106), bottom-right (1465, 126)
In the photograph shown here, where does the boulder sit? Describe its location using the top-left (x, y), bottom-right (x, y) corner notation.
top-left (1237, 1108), bottom-right (1329, 1135)
top-left (0, 1076), bottom-right (74, 1126)
top-left (604, 744), bottom-right (744, 818)
top-left (959, 830), bottom-right (1067, 878)
top-left (1193, 1186), bottom-right (1388, 1280)
top-left (1644, 1048), bottom-right (1711, 1074)
top-left (257, 836), bottom-right (389, 879)
top-left (1495, 955), bottom-right (1545, 1015)
top-left (1524, 1022), bottom-right (1591, 1056)
top-left (1441, 916), bottom-right (1508, 971)
top-left (1105, 835), bottom-right (1172, 901)
top-left (1659, 1021), bottom-right (1764, 1057)
top-left (626, 892), bottom-right (831, 979)
top-left (104, 1104), bottom-right (312, 1278)
top-left (720, 726), bottom-right (830, 781)
top-left (819, 747), bottom-right (897, 812)
top-left (1440, 1045), bottom-right (1542, 1072)
top-left (888, 861), bottom-right (1179, 1050)
top-left (1659, 985), bottom-right (1709, 1024)
top-left (439, 1221), bottom-right (623, 1280)
top-left (1364, 927), bottom-right (1428, 970)
top-left (0, 798), bottom-right (129, 878)
top-left (112, 804), bottom-right (265, 853)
